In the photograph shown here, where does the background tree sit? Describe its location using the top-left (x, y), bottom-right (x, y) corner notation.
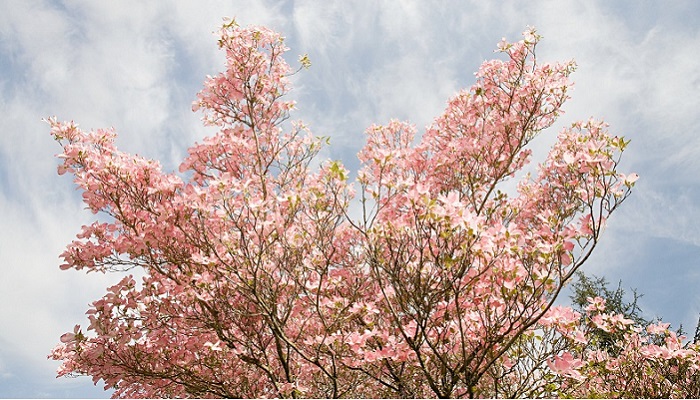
top-left (561, 271), bottom-right (700, 397)
top-left (49, 19), bottom-right (698, 398)
top-left (569, 270), bottom-right (649, 355)
top-left (570, 271), bottom-right (646, 325)
top-left (551, 293), bottom-right (700, 398)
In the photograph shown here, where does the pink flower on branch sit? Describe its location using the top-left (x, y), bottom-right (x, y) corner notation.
top-left (45, 20), bottom-right (667, 399)
top-left (548, 352), bottom-right (584, 380)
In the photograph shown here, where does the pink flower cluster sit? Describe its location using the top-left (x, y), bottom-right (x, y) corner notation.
top-left (45, 21), bottom-right (691, 399)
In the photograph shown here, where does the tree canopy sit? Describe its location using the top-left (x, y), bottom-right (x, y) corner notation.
top-left (48, 20), bottom-right (700, 398)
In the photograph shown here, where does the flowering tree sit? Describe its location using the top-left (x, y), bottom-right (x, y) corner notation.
top-left (49, 20), bottom-right (699, 398)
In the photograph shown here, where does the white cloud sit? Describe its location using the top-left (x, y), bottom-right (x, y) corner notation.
top-left (0, 354), bottom-right (15, 380)
top-left (0, 184), bottom-right (116, 395)
top-left (616, 185), bottom-right (700, 247)
top-left (1, 0), bottom-right (700, 396)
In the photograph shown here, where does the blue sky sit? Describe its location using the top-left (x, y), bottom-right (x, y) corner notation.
top-left (1, 1), bottom-right (699, 397)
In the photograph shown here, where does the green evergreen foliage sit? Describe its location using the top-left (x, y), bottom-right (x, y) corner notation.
top-left (570, 271), bottom-right (650, 354)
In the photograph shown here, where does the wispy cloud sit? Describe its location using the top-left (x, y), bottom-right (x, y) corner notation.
top-left (1, 1), bottom-right (699, 396)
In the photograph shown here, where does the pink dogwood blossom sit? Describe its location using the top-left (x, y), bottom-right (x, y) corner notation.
top-left (46, 20), bottom-right (698, 399)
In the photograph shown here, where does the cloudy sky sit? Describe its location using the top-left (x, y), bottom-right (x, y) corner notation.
top-left (1, 1), bottom-right (699, 397)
